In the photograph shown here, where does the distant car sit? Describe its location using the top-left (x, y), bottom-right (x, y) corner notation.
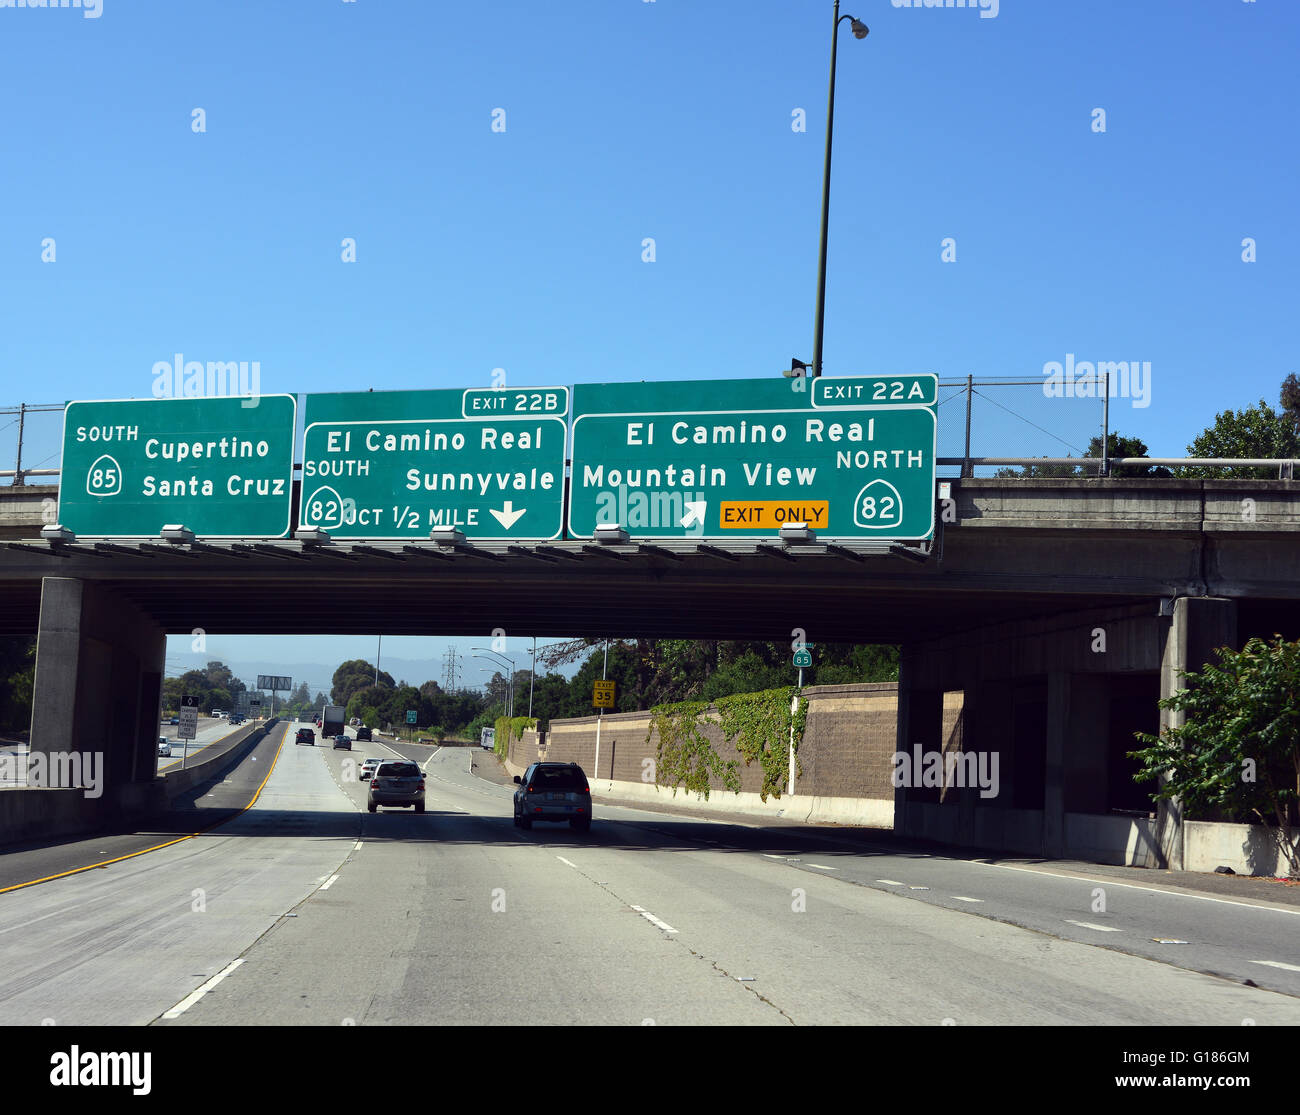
top-left (169, 716), bottom-right (179, 726)
top-left (350, 717), bottom-right (361, 726)
top-left (359, 758), bottom-right (383, 781)
top-left (368, 760), bottom-right (425, 813)
top-left (333, 734), bottom-right (351, 750)
top-left (355, 726), bottom-right (372, 741)
top-left (513, 762), bottom-right (591, 831)
top-left (295, 727), bottom-right (315, 746)
top-left (157, 737), bottom-right (171, 757)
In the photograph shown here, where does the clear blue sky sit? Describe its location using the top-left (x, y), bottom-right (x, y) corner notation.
top-left (3, 0), bottom-right (1296, 675)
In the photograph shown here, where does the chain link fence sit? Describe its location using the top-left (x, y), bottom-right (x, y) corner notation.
top-left (0, 404), bottom-right (64, 485)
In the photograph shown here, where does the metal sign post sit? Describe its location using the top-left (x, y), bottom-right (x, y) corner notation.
top-left (592, 641), bottom-right (612, 781)
top-left (178, 694), bottom-right (199, 770)
top-left (790, 645), bottom-right (812, 795)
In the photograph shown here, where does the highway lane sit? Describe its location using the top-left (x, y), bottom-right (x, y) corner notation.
top-left (160, 742), bottom-right (1300, 1026)
top-left (3, 724), bottom-right (1296, 1026)
top-left (0, 722), bottom-right (362, 1025)
top-left (1, 717), bottom-right (254, 788)
top-left (156, 716), bottom-right (249, 771)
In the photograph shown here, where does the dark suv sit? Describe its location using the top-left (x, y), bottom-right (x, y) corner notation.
top-left (355, 726), bottom-right (372, 741)
top-left (513, 763), bottom-right (591, 831)
top-left (295, 727), bottom-right (315, 745)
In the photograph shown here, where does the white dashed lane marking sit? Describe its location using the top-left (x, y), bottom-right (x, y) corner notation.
top-left (161, 959), bottom-right (245, 1020)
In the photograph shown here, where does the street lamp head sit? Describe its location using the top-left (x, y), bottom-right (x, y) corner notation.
top-left (850, 19), bottom-right (868, 39)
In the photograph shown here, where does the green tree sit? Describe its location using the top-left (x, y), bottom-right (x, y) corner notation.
top-left (332, 659), bottom-right (394, 706)
top-left (700, 650), bottom-right (788, 701)
top-left (1178, 398), bottom-right (1300, 480)
top-left (812, 644), bottom-right (900, 685)
top-left (0, 637), bottom-right (36, 734)
top-left (994, 433), bottom-right (1170, 478)
top-left (1279, 373), bottom-right (1300, 434)
top-left (1129, 635), bottom-right (1300, 877)
top-left (527, 673), bottom-right (571, 731)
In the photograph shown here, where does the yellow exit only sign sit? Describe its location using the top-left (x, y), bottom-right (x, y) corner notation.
top-left (592, 680), bottom-right (616, 709)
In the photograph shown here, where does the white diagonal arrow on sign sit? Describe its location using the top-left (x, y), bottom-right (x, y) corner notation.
top-left (489, 501), bottom-right (527, 530)
top-left (681, 501), bottom-right (707, 528)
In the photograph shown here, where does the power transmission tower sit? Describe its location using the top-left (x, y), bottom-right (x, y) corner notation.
top-left (442, 646), bottom-right (461, 691)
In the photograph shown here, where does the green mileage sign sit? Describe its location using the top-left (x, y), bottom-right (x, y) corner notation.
top-left (58, 395), bottom-right (297, 538)
top-left (300, 388), bottom-right (568, 541)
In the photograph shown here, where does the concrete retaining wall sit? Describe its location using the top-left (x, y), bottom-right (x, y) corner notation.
top-left (506, 683), bottom-right (899, 827)
top-left (1184, 820), bottom-right (1300, 877)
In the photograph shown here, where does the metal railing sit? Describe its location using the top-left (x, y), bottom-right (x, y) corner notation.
top-left (0, 404), bottom-right (64, 485)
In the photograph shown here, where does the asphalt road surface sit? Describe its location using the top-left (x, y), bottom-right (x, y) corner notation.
top-left (1, 722), bottom-right (1297, 1026)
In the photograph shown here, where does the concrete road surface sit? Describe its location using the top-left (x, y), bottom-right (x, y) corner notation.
top-left (1, 725), bottom-right (1297, 1026)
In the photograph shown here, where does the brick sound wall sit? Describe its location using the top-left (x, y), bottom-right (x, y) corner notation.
top-left (507, 682), bottom-right (900, 801)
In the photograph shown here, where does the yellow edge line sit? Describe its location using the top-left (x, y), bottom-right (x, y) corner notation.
top-left (0, 723), bottom-right (289, 895)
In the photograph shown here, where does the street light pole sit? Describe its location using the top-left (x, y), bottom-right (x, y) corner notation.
top-left (528, 635), bottom-right (536, 719)
top-left (810, 2), bottom-right (868, 381)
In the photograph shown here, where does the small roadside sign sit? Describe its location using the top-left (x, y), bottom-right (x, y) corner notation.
top-left (178, 694), bottom-right (199, 741)
top-left (406, 710), bottom-right (418, 725)
top-left (592, 680), bottom-right (615, 710)
top-left (793, 648), bottom-right (812, 669)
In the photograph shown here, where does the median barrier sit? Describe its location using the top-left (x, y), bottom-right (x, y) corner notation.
top-left (0, 721), bottom-right (282, 845)
top-left (160, 718), bottom-right (281, 799)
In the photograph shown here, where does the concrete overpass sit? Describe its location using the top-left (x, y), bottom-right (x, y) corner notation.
top-left (3, 477), bottom-right (1299, 869)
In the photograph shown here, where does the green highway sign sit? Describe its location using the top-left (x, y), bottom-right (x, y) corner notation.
top-left (812, 374), bottom-right (936, 408)
top-left (569, 376), bottom-right (937, 541)
top-left (58, 395), bottom-right (296, 539)
top-left (300, 388), bottom-right (568, 540)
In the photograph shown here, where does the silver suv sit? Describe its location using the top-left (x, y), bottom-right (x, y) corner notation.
top-left (513, 762), bottom-right (591, 831)
top-left (368, 760), bottom-right (425, 813)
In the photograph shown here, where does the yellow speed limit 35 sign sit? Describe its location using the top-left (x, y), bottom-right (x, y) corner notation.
top-left (592, 680), bottom-right (615, 709)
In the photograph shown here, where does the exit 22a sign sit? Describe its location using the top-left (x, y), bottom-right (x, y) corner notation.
top-left (569, 377), bottom-right (937, 541)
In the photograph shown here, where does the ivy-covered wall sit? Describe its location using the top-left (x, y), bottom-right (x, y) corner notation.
top-left (509, 682), bottom-right (900, 804)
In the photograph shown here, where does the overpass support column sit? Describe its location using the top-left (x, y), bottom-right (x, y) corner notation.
top-left (893, 649), bottom-right (942, 838)
top-left (1044, 673), bottom-right (1108, 858)
top-left (28, 578), bottom-right (166, 809)
top-left (1157, 597), bottom-right (1237, 870)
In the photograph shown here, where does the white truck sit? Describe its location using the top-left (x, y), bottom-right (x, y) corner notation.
top-left (322, 705), bottom-right (347, 739)
top-left (480, 727), bottom-right (496, 751)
